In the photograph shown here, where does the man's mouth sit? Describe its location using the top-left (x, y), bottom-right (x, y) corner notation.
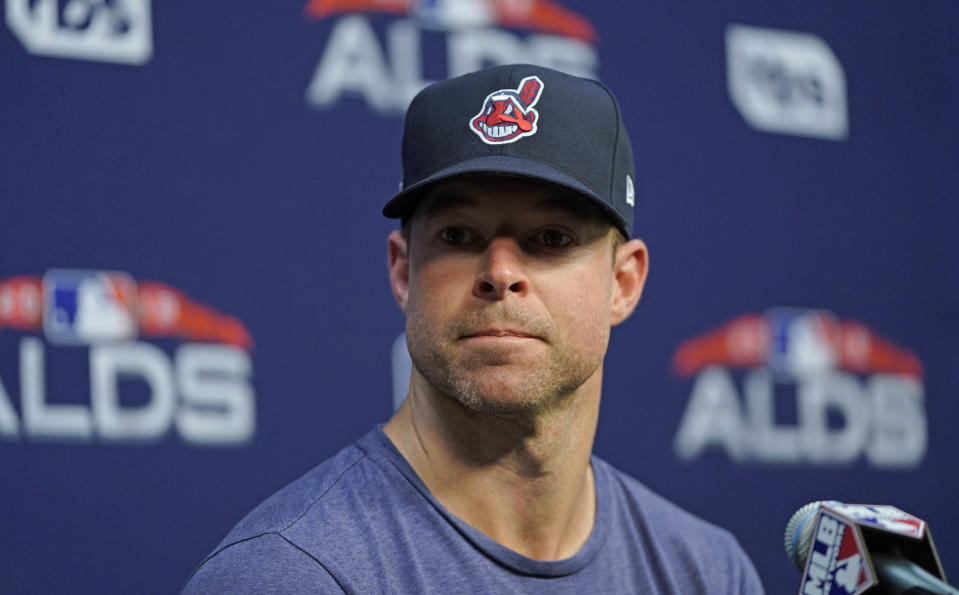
top-left (462, 328), bottom-right (541, 340)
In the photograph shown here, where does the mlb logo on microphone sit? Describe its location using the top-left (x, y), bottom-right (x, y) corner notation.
top-left (42, 269), bottom-right (138, 345)
top-left (823, 502), bottom-right (925, 539)
top-left (800, 510), bottom-right (873, 595)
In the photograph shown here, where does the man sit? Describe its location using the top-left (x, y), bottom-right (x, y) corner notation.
top-left (184, 64), bottom-right (765, 593)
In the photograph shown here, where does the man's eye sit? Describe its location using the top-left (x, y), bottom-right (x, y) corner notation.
top-left (532, 229), bottom-right (573, 248)
top-left (440, 227), bottom-right (472, 245)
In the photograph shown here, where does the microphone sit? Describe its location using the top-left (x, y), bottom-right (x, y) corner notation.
top-left (785, 500), bottom-right (957, 594)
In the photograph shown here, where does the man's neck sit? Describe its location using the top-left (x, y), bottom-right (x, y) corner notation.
top-left (383, 369), bottom-right (602, 561)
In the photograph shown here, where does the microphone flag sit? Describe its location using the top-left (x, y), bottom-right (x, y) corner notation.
top-left (793, 501), bottom-right (946, 595)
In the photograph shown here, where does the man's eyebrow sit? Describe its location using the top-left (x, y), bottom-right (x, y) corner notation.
top-left (534, 194), bottom-right (601, 220)
top-left (419, 193), bottom-right (478, 220)
top-left (418, 184), bottom-right (602, 221)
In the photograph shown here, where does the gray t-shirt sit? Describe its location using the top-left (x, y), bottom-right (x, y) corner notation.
top-left (184, 427), bottom-right (765, 593)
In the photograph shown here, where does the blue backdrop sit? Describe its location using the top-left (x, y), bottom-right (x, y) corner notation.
top-left (2, 1), bottom-right (957, 592)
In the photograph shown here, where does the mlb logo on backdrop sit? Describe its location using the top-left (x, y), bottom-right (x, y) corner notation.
top-left (6, 0), bottom-right (153, 64)
top-left (765, 308), bottom-right (841, 379)
top-left (672, 307), bottom-right (927, 468)
top-left (43, 269), bottom-right (138, 345)
top-left (303, 0), bottom-right (599, 113)
top-left (0, 269), bottom-right (255, 446)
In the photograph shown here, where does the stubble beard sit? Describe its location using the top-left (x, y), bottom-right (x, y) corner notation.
top-left (405, 304), bottom-right (607, 419)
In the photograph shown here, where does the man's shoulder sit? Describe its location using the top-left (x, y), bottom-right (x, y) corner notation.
top-left (595, 458), bottom-right (765, 593)
top-left (183, 533), bottom-right (343, 594)
top-left (598, 457), bottom-right (733, 540)
top-left (219, 439), bottom-right (372, 545)
top-left (186, 431), bottom-right (394, 591)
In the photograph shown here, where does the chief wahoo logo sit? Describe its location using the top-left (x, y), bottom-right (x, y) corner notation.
top-left (470, 76), bottom-right (544, 144)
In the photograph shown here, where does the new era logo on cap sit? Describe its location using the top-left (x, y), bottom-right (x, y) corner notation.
top-left (470, 76), bottom-right (544, 144)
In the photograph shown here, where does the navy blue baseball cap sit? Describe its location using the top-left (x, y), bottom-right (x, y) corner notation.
top-left (382, 64), bottom-right (637, 237)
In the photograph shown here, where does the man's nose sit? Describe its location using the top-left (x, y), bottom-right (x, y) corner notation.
top-left (473, 237), bottom-right (529, 299)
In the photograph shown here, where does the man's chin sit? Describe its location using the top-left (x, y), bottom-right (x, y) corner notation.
top-left (410, 348), bottom-right (592, 417)
top-left (456, 342), bottom-right (546, 367)
top-left (452, 393), bottom-right (548, 419)
top-left (442, 371), bottom-right (565, 417)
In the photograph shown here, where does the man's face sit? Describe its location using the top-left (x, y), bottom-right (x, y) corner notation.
top-left (396, 177), bottom-right (628, 416)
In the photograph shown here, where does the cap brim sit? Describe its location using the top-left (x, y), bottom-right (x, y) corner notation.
top-left (382, 155), bottom-right (629, 237)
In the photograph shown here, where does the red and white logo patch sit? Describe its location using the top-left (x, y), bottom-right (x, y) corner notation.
top-left (470, 76), bottom-right (544, 144)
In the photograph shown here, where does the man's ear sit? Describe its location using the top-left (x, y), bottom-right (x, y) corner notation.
top-left (387, 230), bottom-right (410, 312)
top-left (610, 237), bottom-right (649, 326)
